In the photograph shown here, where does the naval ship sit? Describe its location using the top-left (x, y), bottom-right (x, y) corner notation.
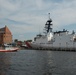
top-left (26, 13), bottom-right (76, 51)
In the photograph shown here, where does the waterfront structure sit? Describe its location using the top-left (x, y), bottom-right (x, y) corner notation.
top-left (0, 26), bottom-right (12, 45)
top-left (26, 13), bottom-right (76, 51)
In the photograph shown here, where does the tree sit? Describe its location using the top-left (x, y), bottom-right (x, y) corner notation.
top-left (26, 40), bottom-right (32, 42)
top-left (14, 39), bottom-right (18, 42)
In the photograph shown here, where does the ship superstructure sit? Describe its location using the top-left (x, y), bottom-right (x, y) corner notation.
top-left (26, 13), bottom-right (76, 51)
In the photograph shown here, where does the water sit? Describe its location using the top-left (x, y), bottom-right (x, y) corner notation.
top-left (0, 50), bottom-right (76, 75)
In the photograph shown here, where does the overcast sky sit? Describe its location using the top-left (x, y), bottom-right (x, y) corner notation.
top-left (0, 0), bottom-right (76, 41)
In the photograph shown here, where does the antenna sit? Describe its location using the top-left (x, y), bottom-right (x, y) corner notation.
top-left (48, 13), bottom-right (50, 20)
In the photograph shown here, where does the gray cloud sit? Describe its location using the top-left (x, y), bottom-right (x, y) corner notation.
top-left (0, 0), bottom-right (76, 40)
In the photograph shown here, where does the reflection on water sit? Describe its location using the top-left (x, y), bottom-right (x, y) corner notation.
top-left (47, 51), bottom-right (76, 75)
top-left (0, 52), bottom-right (11, 75)
top-left (0, 50), bottom-right (76, 75)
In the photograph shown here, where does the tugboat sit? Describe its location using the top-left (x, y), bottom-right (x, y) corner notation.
top-left (26, 13), bottom-right (76, 51)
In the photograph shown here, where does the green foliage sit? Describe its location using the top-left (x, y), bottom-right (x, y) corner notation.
top-left (14, 39), bottom-right (18, 42)
top-left (26, 40), bottom-right (32, 42)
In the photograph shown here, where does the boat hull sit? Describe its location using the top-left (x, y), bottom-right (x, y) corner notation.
top-left (0, 48), bottom-right (19, 52)
top-left (26, 42), bottom-right (76, 51)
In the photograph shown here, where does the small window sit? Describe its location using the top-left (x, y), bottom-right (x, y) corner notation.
top-left (74, 38), bottom-right (76, 42)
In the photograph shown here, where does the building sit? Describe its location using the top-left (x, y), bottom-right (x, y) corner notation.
top-left (0, 26), bottom-right (12, 45)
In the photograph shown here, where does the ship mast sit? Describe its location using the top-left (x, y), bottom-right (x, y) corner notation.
top-left (49, 13), bottom-right (50, 20)
top-left (44, 13), bottom-right (53, 33)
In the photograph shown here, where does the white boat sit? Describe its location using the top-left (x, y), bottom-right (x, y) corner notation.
top-left (26, 13), bottom-right (76, 51)
top-left (0, 47), bottom-right (19, 52)
top-left (0, 44), bottom-right (19, 52)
